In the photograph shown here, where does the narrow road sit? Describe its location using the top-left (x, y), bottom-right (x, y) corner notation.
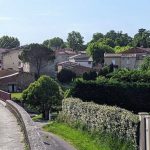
top-left (35, 121), bottom-right (76, 150)
top-left (0, 101), bottom-right (24, 150)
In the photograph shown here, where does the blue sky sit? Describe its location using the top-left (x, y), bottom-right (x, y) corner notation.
top-left (0, 0), bottom-right (150, 45)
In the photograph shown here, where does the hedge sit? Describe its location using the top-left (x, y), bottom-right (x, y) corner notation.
top-left (70, 79), bottom-right (150, 113)
top-left (59, 98), bottom-right (139, 149)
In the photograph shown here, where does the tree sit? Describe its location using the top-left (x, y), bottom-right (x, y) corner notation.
top-left (86, 42), bottom-right (114, 64)
top-left (91, 32), bottom-right (104, 42)
top-left (141, 56), bottom-right (150, 71)
top-left (0, 35), bottom-right (20, 48)
top-left (19, 43), bottom-right (54, 79)
top-left (133, 28), bottom-right (150, 48)
top-left (67, 31), bottom-right (84, 51)
top-left (43, 37), bottom-right (65, 50)
top-left (57, 69), bottom-right (76, 83)
top-left (22, 75), bottom-right (63, 120)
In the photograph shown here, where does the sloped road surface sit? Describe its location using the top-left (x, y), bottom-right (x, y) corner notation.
top-left (0, 101), bottom-right (24, 150)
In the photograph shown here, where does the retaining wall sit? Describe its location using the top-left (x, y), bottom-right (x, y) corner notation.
top-left (6, 100), bottom-right (46, 150)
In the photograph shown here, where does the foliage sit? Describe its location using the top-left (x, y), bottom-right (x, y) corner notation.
top-left (67, 31), bottom-right (84, 51)
top-left (69, 78), bottom-right (150, 113)
top-left (43, 37), bottom-right (65, 50)
top-left (0, 35), bottom-right (20, 48)
top-left (114, 45), bottom-right (133, 53)
top-left (43, 121), bottom-right (134, 150)
top-left (19, 43), bottom-right (54, 78)
top-left (22, 75), bottom-right (63, 120)
top-left (133, 28), bottom-right (150, 48)
top-left (141, 56), bottom-right (150, 71)
top-left (98, 65), bottom-right (114, 77)
top-left (11, 93), bottom-right (22, 100)
top-left (86, 42), bottom-right (114, 64)
top-left (57, 69), bottom-right (76, 83)
top-left (107, 69), bottom-right (150, 82)
top-left (58, 98), bottom-right (139, 149)
top-left (91, 32), bottom-right (104, 43)
top-left (82, 71), bottom-right (97, 81)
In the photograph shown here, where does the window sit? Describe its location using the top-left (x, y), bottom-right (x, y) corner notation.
top-left (88, 61), bottom-right (91, 64)
top-left (126, 58), bottom-right (130, 64)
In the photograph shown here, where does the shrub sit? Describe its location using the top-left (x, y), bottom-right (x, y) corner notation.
top-left (83, 71), bottom-right (97, 80)
top-left (69, 78), bottom-right (150, 113)
top-left (59, 98), bottom-right (139, 149)
top-left (57, 69), bottom-right (76, 83)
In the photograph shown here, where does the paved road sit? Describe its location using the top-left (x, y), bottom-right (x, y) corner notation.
top-left (0, 101), bottom-right (24, 150)
top-left (35, 121), bottom-right (76, 150)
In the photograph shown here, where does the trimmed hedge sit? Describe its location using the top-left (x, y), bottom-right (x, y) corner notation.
top-left (70, 79), bottom-right (150, 113)
top-left (59, 98), bottom-right (139, 149)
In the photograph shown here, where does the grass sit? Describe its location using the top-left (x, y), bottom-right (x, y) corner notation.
top-left (32, 114), bottom-right (42, 121)
top-left (43, 122), bottom-right (134, 150)
top-left (11, 93), bottom-right (22, 100)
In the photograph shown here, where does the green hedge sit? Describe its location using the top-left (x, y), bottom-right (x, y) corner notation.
top-left (59, 98), bottom-right (139, 149)
top-left (69, 78), bottom-right (150, 113)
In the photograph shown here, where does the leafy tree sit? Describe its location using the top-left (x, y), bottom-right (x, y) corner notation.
top-left (43, 37), bottom-right (65, 50)
top-left (133, 28), bottom-right (150, 48)
top-left (67, 31), bottom-right (84, 51)
top-left (22, 75), bottom-right (63, 120)
top-left (105, 30), bottom-right (132, 47)
top-left (57, 69), bottom-right (76, 83)
top-left (91, 32), bottom-right (104, 42)
top-left (0, 35), bottom-right (20, 48)
top-left (19, 43), bottom-right (54, 79)
top-left (141, 56), bottom-right (150, 71)
top-left (86, 42), bottom-right (114, 64)
top-left (99, 38), bottom-right (116, 48)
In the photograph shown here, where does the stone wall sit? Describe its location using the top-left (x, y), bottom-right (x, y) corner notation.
top-left (6, 100), bottom-right (46, 150)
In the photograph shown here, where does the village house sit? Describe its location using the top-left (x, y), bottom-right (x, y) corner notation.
top-left (69, 52), bottom-right (93, 68)
top-left (0, 69), bottom-right (34, 92)
top-left (57, 61), bottom-right (92, 76)
top-left (104, 47), bottom-right (150, 69)
top-left (49, 48), bottom-right (77, 77)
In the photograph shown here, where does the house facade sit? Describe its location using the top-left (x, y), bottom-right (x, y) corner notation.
top-left (69, 52), bottom-right (93, 68)
top-left (104, 47), bottom-right (150, 69)
top-left (0, 69), bottom-right (35, 92)
top-left (2, 48), bottom-right (23, 71)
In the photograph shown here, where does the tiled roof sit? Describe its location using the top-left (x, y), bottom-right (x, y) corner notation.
top-left (69, 53), bottom-right (91, 60)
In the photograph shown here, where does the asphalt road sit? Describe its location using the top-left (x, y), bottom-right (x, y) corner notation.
top-left (0, 101), bottom-right (24, 150)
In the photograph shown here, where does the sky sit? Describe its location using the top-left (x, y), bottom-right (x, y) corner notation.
top-left (0, 0), bottom-right (150, 45)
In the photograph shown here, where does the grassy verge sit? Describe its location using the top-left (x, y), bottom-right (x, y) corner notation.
top-left (11, 93), bottom-right (22, 101)
top-left (32, 114), bottom-right (42, 121)
top-left (43, 122), bottom-right (134, 150)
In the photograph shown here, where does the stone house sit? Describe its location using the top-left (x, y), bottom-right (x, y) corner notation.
top-left (0, 69), bottom-right (34, 92)
top-left (49, 48), bottom-right (77, 77)
top-left (69, 52), bottom-right (93, 68)
top-left (104, 47), bottom-right (150, 69)
top-left (2, 48), bottom-right (23, 71)
top-left (57, 61), bottom-right (92, 76)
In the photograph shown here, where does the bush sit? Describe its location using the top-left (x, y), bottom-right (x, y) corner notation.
top-left (69, 78), bottom-right (150, 113)
top-left (57, 69), bottom-right (76, 83)
top-left (83, 71), bottom-right (97, 80)
top-left (59, 98), bottom-right (139, 149)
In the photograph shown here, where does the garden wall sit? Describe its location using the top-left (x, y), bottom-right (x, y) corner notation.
top-left (60, 98), bottom-right (140, 148)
